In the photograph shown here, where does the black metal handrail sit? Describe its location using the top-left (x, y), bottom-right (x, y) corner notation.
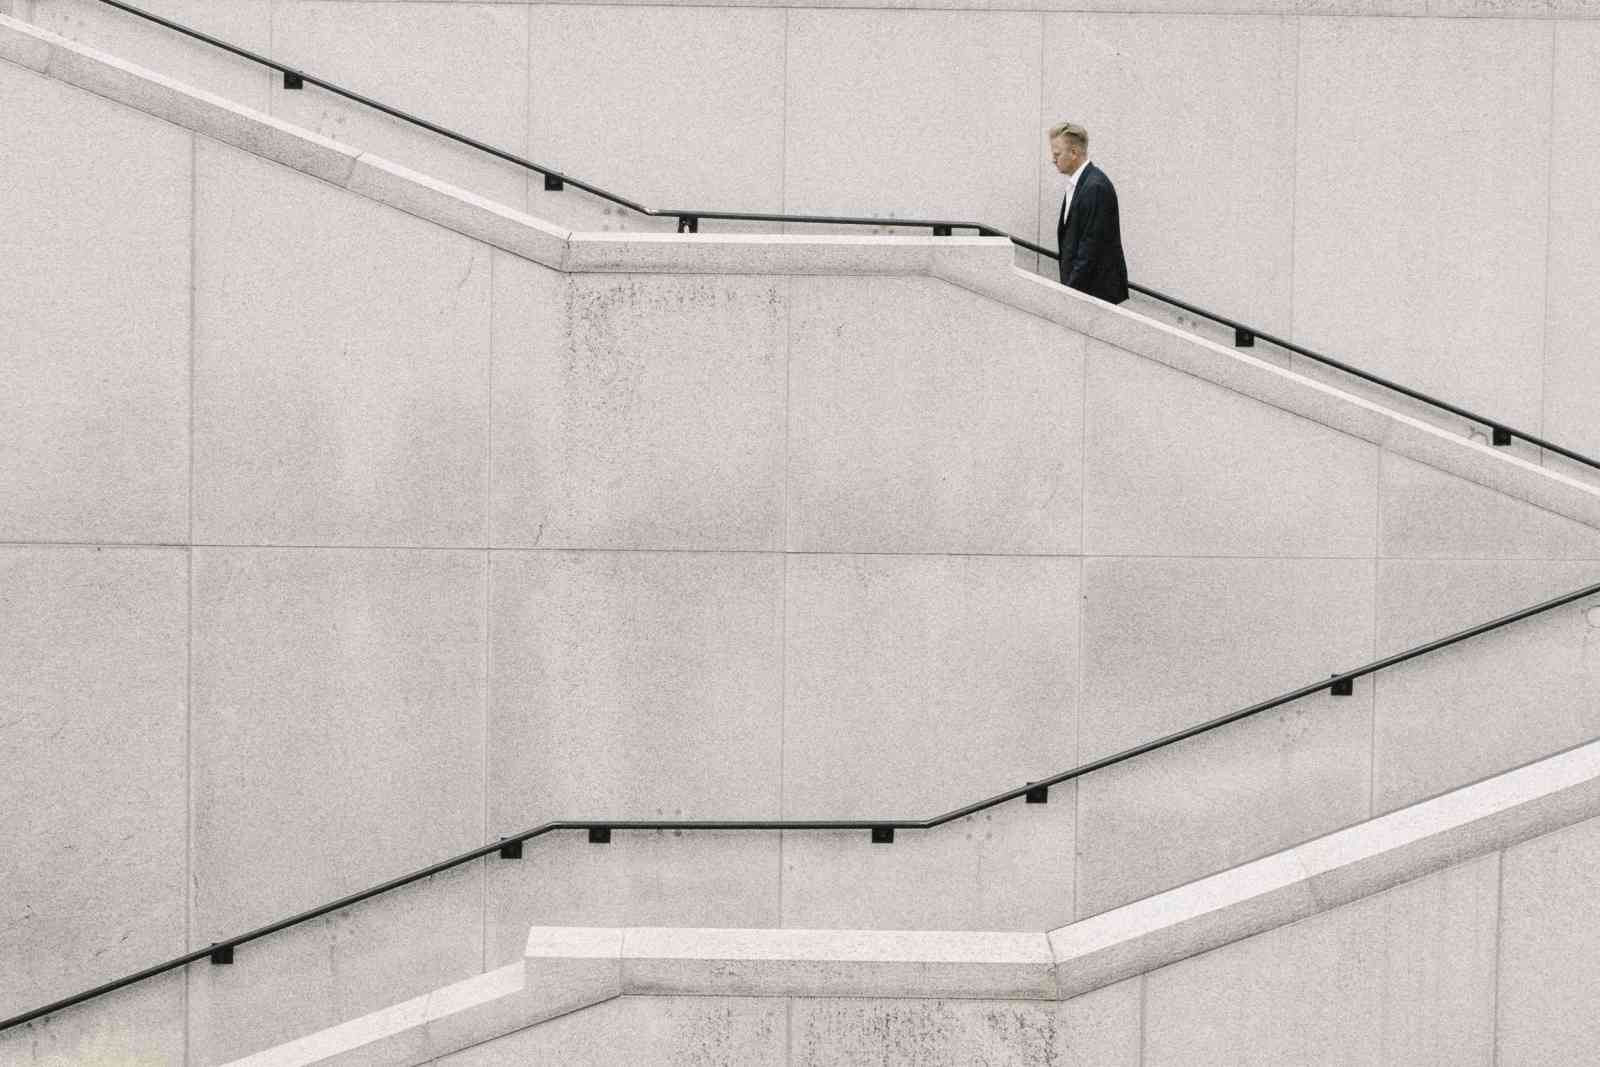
top-left (71, 0), bottom-right (1600, 477)
top-left (5, 578), bottom-right (1599, 1032)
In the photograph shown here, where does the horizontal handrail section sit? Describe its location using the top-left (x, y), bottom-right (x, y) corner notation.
top-left (71, 0), bottom-right (1600, 477)
top-left (4, 578), bottom-right (1599, 1032)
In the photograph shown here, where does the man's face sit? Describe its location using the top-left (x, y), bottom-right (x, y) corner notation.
top-left (1050, 136), bottom-right (1082, 176)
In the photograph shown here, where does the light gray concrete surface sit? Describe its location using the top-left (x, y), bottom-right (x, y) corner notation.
top-left (32, 0), bottom-right (271, 110)
top-left (0, 63), bottom-right (190, 544)
top-left (434, 995), bottom-right (787, 1067)
top-left (1543, 22), bottom-right (1600, 461)
top-left (1380, 452), bottom-right (1600, 560)
top-left (484, 550), bottom-right (785, 949)
top-left (1293, 17), bottom-right (1553, 434)
top-left (219, 963), bottom-right (527, 1067)
top-left (271, 1), bottom-right (529, 212)
top-left (1073, 555), bottom-right (1375, 914)
top-left (1082, 339), bottom-right (1381, 557)
top-left (0, 549), bottom-right (187, 1029)
top-left (492, 257), bottom-right (788, 551)
top-left (787, 275), bottom-right (1084, 554)
top-left (190, 866), bottom-right (485, 1065)
top-left (1053, 850), bottom-right (1319, 999)
top-left (1039, 13), bottom-right (1298, 339)
top-left (1497, 813), bottom-right (1600, 1066)
top-left (778, 801), bottom-right (1076, 933)
top-left (616, 927), bottom-right (1057, 999)
top-left (524, 5), bottom-right (785, 234)
top-left (1143, 854), bottom-right (1500, 1066)
top-left (778, 552), bottom-right (1076, 930)
top-left (1079, 555), bottom-right (1377, 759)
top-left (200, 739), bottom-right (1600, 1065)
top-left (0, 976), bottom-right (186, 1067)
top-left (192, 140), bottom-right (491, 547)
top-left (11, 18), bottom-right (1600, 1060)
top-left (188, 547), bottom-right (487, 1062)
top-left (787, 983), bottom-right (1141, 1067)
top-left (1075, 689), bottom-right (1372, 917)
top-left (783, 10), bottom-right (1041, 238)
top-left (1372, 559), bottom-right (1600, 813)
top-left (783, 552), bottom-right (1077, 818)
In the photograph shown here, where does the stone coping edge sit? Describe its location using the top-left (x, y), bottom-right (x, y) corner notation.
top-left (230, 736), bottom-right (1600, 1066)
top-left (1048, 735), bottom-right (1600, 997)
top-left (6, 13), bottom-right (1600, 535)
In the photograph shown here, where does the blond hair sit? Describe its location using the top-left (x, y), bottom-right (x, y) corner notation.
top-left (1048, 121), bottom-right (1088, 151)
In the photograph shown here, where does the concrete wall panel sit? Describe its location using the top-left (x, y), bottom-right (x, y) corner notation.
top-left (778, 553), bottom-right (1076, 930)
top-left (188, 547), bottom-right (485, 1058)
top-left (1293, 18), bottom-right (1552, 431)
top-left (1039, 14), bottom-right (1298, 336)
top-left (1075, 554), bottom-right (1374, 916)
top-left (1372, 559), bottom-right (1600, 813)
top-left (784, 11), bottom-right (1042, 237)
top-left (193, 141), bottom-right (491, 547)
top-left (789, 980), bottom-right (1142, 1067)
top-left (436, 995), bottom-right (788, 1067)
top-left (1380, 452), bottom-right (1600, 559)
top-left (1079, 555), bottom-right (1377, 759)
top-left (783, 552), bottom-right (1077, 817)
top-left (1144, 854), bottom-right (1499, 1066)
top-left (1082, 340), bottom-right (1379, 556)
top-left (788, 276), bottom-right (1083, 555)
top-left (524, 6), bottom-right (786, 233)
top-left (485, 550), bottom-right (784, 942)
top-left (492, 257), bottom-right (788, 551)
top-left (1541, 23), bottom-right (1600, 458)
top-left (1497, 814), bottom-right (1600, 1066)
top-left (187, 865), bottom-right (483, 1064)
top-left (0, 65), bottom-right (190, 544)
top-left (272, 1), bottom-right (530, 210)
top-left (1076, 699), bottom-right (1372, 916)
top-left (32, 0), bottom-right (271, 110)
top-left (0, 549), bottom-right (187, 1022)
top-left (780, 801), bottom-right (1075, 932)
top-left (0, 978), bottom-right (185, 1067)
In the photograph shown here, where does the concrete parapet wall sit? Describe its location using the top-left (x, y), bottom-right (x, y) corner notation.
top-left (4, 19), bottom-right (1600, 1064)
top-left (12, 0), bottom-right (1600, 460)
top-left (226, 740), bottom-right (1600, 1065)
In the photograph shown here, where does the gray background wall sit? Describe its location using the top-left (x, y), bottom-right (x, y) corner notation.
top-left (5, 12), bottom-right (1600, 1067)
top-left (11, 0), bottom-right (1600, 457)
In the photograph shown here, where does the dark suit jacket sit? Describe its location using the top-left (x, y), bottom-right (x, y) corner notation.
top-left (1057, 162), bottom-right (1129, 305)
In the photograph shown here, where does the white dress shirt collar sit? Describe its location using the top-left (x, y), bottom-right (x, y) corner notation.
top-left (1062, 158), bottom-right (1092, 222)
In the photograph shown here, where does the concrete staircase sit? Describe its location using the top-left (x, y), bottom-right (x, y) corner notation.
top-left (228, 739), bottom-right (1600, 1065)
top-left (5, 14), bottom-right (1600, 1065)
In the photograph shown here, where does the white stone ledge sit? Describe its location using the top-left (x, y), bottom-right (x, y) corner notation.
top-left (1049, 736), bottom-right (1600, 999)
top-left (83, 0), bottom-right (1598, 19)
top-left (230, 738), bottom-right (1600, 1065)
top-left (220, 962), bottom-right (553, 1067)
top-left (5, 10), bottom-right (1600, 536)
top-left (607, 926), bottom-right (1059, 1000)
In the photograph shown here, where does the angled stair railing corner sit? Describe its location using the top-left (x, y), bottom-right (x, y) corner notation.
top-left (52, 0), bottom-right (1600, 482)
top-left (5, 578), bottom-right (1600, 1033)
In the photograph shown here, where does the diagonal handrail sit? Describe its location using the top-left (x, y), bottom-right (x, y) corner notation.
top-left (64, 0), bottom-right (1600, 477)
top-left (4, 578), bottom-right (1599, 1032)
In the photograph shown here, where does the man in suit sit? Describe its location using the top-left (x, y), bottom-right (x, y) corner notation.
top-left (1050, 122), bottom-right (1129, 304)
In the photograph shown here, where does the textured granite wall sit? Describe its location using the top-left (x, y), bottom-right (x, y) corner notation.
top-left (4, 36), bottom-right (1600, 1065)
